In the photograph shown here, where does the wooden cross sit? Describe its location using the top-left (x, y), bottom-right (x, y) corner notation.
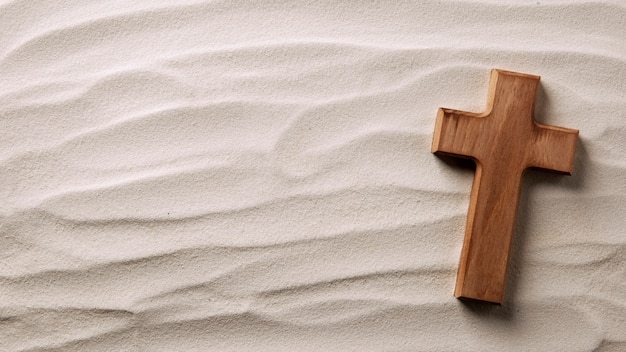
top-left (432, 69), bottom-right (578, 304)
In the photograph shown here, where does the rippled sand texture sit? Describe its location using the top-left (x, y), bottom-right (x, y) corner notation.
top-left (1, 0), bottom-right (625, 351)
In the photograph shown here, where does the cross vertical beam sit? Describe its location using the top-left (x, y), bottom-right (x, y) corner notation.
top-left (432, 69), bottom-right (578, 304)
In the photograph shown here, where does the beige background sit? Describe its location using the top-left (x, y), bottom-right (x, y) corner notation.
top-left (1, 1), bottom-right (624, 351)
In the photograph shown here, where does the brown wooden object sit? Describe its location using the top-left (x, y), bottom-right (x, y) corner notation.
top-left (431, 69), bottom-right (578, 304)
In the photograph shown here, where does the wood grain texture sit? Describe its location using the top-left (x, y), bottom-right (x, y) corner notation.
top-left (432, 69), bottom-right (579, 304)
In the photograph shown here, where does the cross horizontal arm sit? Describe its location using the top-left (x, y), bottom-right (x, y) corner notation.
top-left (431, 108), bottom-right (486, 160)
top-left (528, 123), bottom-right (578, 173)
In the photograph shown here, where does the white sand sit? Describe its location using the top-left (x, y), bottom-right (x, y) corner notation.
top-left (0, 0), bottom-right (625, 350)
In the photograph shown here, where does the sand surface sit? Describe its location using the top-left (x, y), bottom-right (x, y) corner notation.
top-left (1, 0), bottom-right (625, 351)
